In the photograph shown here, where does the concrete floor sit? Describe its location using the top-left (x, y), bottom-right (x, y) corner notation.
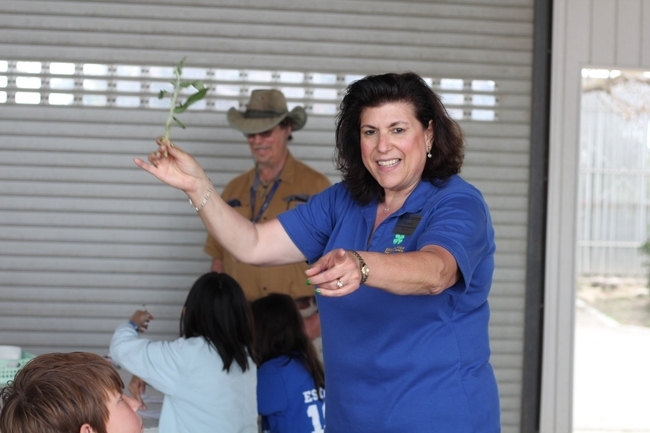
top-left (573, 299), bottom-right (650, 432)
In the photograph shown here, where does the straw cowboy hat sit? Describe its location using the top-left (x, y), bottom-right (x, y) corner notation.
top-left (227, 89), bottom-right (307, 134)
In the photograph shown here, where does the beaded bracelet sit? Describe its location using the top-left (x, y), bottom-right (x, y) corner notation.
top-left (189, 181), bottom-right (213, 212)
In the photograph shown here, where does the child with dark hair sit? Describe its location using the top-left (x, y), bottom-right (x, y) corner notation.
top-left (251, 293), bottom-right (325, 433)
top-left (110, 272), bottom-right (257, 433)
top-left (0, 351), bottom-right (142, 433)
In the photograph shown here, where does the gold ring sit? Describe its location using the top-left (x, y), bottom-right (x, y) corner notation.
top-left (336, 279), bottom-right (343, 288)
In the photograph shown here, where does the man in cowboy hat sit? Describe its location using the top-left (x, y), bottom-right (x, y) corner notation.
top-left (204, 89), bottom-right (330, 338)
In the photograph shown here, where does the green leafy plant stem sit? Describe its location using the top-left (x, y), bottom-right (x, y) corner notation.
top-left (158, 57), bottom-right (207, 143)
top-left (164, 69), bottom-right (183, 141)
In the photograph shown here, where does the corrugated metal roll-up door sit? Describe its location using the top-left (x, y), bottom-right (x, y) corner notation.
top-left (0, 1), bottom-right (533, 431)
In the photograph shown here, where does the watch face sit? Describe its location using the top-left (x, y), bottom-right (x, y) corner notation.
top-left (362, 265), bottom-right (370, 276)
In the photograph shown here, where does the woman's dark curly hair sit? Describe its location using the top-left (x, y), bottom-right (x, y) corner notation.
top-left (335, 72), bottom-right (465, 204)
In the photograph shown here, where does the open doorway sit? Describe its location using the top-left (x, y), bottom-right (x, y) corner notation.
top-left (573, 68), bottom-right (650, 433)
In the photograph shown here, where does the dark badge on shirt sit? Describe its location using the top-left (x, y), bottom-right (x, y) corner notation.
top-left (226, 198), bottom-right (242, 207)
top-left (393, 214), bottom-right (422, 236)
top-left (283, 194), bottom-right (309, 203)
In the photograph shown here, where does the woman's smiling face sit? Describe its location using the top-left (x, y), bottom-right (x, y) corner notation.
top-left (359, 102), bottom-right (433, 196)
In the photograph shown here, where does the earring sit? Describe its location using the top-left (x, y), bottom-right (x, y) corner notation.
top-left (427, 149), bottom-right (432, 158)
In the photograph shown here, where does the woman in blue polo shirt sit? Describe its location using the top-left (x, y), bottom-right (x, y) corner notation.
top-left (136, 72), bottom-right (500, 433)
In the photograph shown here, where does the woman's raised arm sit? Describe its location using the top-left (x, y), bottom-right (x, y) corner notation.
top-left (135, 138), bottom-right (305, 266)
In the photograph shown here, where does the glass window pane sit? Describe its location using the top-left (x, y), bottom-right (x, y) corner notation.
top-left (148, 97), bottom-right (170, 108)
top-left (447, 108), bottom-right (464, 120)
top-left (472, 80), bottom-right (496, 92)
top-left (247, 85), bottom-right (266, 93)
top-left (149, 66), bottom-right (174, 78)
top-left (344, 74), bottom-right (364, 85)
top-left (116, 80), bottom-right (140, 92)
top-left (215, 69), bottom-right (240, 81)
top-left (16, 92), bottom-right (41, 104)
top-left (83, 95), bottom-right (107, 106)
top-left (312, 103), bottom-right (337, 115)
top-left (49, 93), bottom-right (74, 105)
top-left (115, 96), bottom-right (140, 107)
top-left (0, 91), bottom-right (6, 103)
top-left (182, 67), bottom-right (206, 79)
top-left (287, 102), bottom-right (303, 111)
top-left (83, 79), bottom-right (108, 91)
top-left (246, 70), bottom-right (273, 82)
top-left (313, 88), bottom-right (338, 100)
top-left (16, 61), bottom-right (41, 73)
top-left (116, 65), bottom-right (140, 77)
top-left (50, 78), bottom-right (75, 90)
top-left (440, 78), bottom-right (464, 90)
top-left (16, 77), bottom-right (41, 89)
top-left (440, 93), bottom-right (464, 105)
top-left (83, 63), bottom-right (109, 76)
top-left (279, 71), bottom-right (304, 83)
top-left (50, 62), bottom-right (75, 75)
top-left (471, 109), bottom-right (496, 121)
top-left (312, 73), bottom-right (337, 84)
top-left (215, 99), bottom-right (238, 111)
top-left (215, 84), bottom-right (240, 96)
top-left (472, 95), bottom-right (496, 106)
top-left (0, 59), bottom-right (497, 122)
top-left (280, 87), bottom-right (305, 98)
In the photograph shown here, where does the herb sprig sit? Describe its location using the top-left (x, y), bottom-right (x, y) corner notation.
top-left (158, 57), bottom-right (208, 141)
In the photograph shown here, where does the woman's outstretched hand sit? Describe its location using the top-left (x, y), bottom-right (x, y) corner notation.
top-left (134, 137), bottom-right (208, 195)
top-left (306, 249), bottom-right (362, 297)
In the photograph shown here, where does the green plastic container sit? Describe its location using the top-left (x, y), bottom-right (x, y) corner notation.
top-left (0, 351), bottom-right (36, 388)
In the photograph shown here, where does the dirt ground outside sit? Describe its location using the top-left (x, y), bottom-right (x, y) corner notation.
top-left (577, 276), bottom-right (650, 328)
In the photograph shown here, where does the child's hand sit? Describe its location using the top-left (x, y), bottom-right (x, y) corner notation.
top-left (128, 375), bottom-right (148, 410)
top-left (130, 310), bottom-right (154, 333)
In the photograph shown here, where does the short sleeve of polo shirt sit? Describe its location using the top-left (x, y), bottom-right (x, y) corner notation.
top-left (277, 183), bottom-right (341, 264)
top-left (416, 187), bottom-right (494, 294)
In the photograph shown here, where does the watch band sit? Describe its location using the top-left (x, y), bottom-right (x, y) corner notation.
top-left (349, 250), bottom-right (369, 284)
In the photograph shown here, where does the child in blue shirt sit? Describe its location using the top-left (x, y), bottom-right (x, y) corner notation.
top-left (251, 293), bottom-right (325, 433)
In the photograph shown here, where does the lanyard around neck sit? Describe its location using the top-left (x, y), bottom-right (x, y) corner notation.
top-left (250, 170), bottom-right (282, 223)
